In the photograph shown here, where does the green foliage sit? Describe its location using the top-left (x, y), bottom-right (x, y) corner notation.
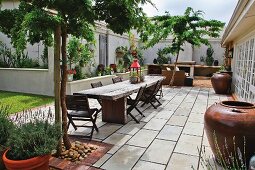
top-left (122, 48), bottom-right (144, 68)
top-left (95, 0), bottom-right (152, 34)
top-left (0, 105), bottom-right (14, 147)
top-left (41, 45), bottom-right (48, 69)
top-left (7, 119), bottom-right (61, 160)
top-left (157, 48), bottom-right (170, 64)
top-left (115, 46), bottom-right (128, 53)
top-left (67, 36), bottom-right (94, 69)
top-left (15, 52), bottom-right (40, 68)
top-left (73, 65), bottom-right (85, 80)
top-left (0, 41), bottom-right (40, 68)
top-left (199, 133), bottom-right (247, 170)
top-left (206, 47), bottom-right (214, 66)
top-left (140, 7), bottom-right (225, 60)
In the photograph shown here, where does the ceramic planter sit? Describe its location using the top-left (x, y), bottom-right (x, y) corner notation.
top-left (67, 74), bottom-right (74, 82)
top-left (211, 73), bottom-right (232, 94)
top-left (0, 147), bottom-right (7, 170)
top-left (3, 150), bottom-right (51, 170)
top-left (204, 101), bottom-right (255, 167)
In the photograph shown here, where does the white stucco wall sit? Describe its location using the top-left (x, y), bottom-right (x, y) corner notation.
top-left (141, 40), bottom-right (193, 64)
top-left (193, 39), bottom-right (225, 65)
top-left (107, 33), bottom-right (130, 65)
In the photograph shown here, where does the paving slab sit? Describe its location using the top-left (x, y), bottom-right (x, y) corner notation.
top-left (154, 110), bottom-right (174, 120)
top-left (127, 129), bottom-right (158, 148)
top-left (133, 160), bottom-right (166, 170)
top-left (167, 115), bottom-right (187, 127)
top-left (143, 118), bottom-right (168, 131)
top-left (174, 134), bottom-right (202, 156)
top-left (166, 153), bottom-right (199, 170)
top-left (116, 121), bottom-right (145, 135)
top-left (101, 145), bottom-right (145, 170)
top-left (92, 124), bottom-right (122, 140)
top-left (141, 139), bottom-right (175, 164)
top-left (103, 133), bottom-right (132, 146)
top-left (157, 125), bottom-right (182, 141)
top-left (182, 122), bottom-right (204, 136)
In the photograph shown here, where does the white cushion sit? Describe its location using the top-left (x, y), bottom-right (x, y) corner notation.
top-left (166, 67), bottom-right (171, 71)
top-left (175, 66), bottom-right (180, 71)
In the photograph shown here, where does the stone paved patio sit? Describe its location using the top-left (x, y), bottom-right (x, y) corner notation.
top-left (30, 86), bottom-right (229, 170)
top-left (66, 86), bottom-right (229, 170)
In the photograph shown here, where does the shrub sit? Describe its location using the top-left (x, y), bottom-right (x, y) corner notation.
top-left (206, 47), bottom-right (214, 66)
top-left (0, 105), bottom-right (14, 149)
top-left (157, 49), bottom-right (170, 64)
top-left (7, 119), bottom-right (61, 160)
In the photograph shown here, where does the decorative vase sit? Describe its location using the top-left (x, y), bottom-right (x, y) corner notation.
top-left (3, 149), bottom-right (51, 170)
top-left (204, 101), bottom-right (255, 167)
top-left (213, 60), bottom-right (219, 66)
top-left (211, 73), bottom-right (232, 94)
top-left (67, 74), bottom-right (74, 82)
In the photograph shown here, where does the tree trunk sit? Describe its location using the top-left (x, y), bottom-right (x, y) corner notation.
top-left (54, 25), bottom-right (62, 156)
top-left (169, 51), bottom-right (180, 86)
top-left (60, 25), bottom-right (71, 149)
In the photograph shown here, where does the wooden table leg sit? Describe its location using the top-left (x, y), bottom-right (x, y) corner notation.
top-left (101, 97), bottom-right (127, 124)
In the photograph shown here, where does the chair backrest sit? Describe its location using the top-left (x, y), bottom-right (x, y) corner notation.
top-left (91, 81), bottom-right (103, 88)
top-left (66, 95), bottom-right (90, 111)
top-left (112, 77), bottom-right (122, 84)
top-left (134, 85), bottom-right (147, 105)
top-left (152, 80), bottom-right (162, 96)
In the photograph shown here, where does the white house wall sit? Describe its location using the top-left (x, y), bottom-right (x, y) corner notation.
top-left (232, 29), bottom-right (255, 102)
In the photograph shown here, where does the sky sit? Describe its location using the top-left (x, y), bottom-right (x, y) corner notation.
top-left (142, 0), bottom-right (239, 24)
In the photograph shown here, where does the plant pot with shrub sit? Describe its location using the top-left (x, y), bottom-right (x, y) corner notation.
top-left (3, 119), bottom-right (61, 170)
top-left (0, 105), bottom-right (14, 170)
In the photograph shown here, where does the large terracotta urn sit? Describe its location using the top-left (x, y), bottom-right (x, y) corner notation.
top-left (211, 73), bottom-right (232, 94)
top-left (204, 101), bottom-right (255, 167)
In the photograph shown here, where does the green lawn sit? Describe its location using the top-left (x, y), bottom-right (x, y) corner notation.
top-left (0, 91), bottom-right (54, 114)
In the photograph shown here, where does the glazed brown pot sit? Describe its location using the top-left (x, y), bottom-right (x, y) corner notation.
top-left (204, 101), bottom-right (255, 167)
top-left (211, 73), bottom-right (232, 94)
top-left (3, 149), bottom-right (50, 170)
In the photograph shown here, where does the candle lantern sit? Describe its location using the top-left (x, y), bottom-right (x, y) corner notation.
top-left (130, 59), bottom-right (141, 84)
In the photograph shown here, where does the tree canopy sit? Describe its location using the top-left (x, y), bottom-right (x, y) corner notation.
top-left (140, 7), bottom-right (225, 85)
top-left (0, 0), bottom-right (154, 52)
top-left (140, 7), bottom-right (225, 55)
top-left (0, 0), bottom-right (154, 151)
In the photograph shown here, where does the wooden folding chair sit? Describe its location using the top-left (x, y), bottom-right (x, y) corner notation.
top-left (66, 95), bottom-right (99, 139)
top-left (112, 76), bottom-right (123, 84)
top-left (91, 81), bottom-right (103, 112)
top-left (141, 80), bottom-right (162, 109)
top-left (127, 85), bottom-right (147, 123)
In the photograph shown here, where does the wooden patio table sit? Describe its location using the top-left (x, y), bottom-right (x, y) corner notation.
top-left (75, 75), bottom-right (164, 124)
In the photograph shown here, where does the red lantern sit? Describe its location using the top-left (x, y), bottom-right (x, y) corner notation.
top-left (130, 59), bottom-right (141, 83)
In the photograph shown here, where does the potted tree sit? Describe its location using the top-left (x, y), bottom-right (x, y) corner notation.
top-left (2, 118), bottom-right (61, 170)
